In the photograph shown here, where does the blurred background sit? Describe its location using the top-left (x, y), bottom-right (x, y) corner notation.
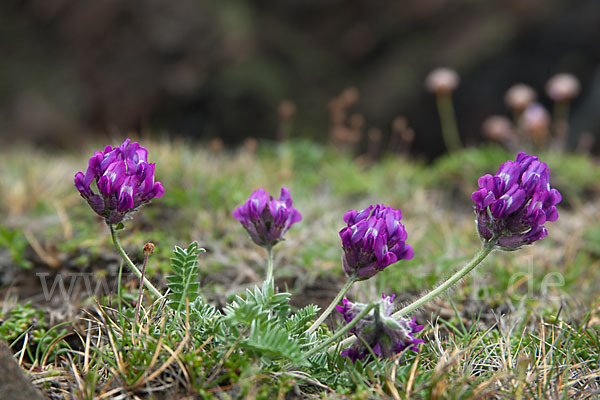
top-left (1, 0), bottom-right (599, 158)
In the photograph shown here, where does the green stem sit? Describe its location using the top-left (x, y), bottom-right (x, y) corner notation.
top-left (135, 253), bottom-right (150, 323)
top-left (436, 93), bottom-right (462, 152)
top-left (329, 239), bottom-right (496, 353)
top-left (392, 240), bottom-right (495, 319)
top-left (266, 246), bottom-right (274, 283)
top-left (305, 301), bottom-right (376, 360)
top-left (552, 100), bottom-right (570, 152)
top-left (306, 277), bottom-right (356, 335)
top-left (109, 224), bottom-right (163, 299)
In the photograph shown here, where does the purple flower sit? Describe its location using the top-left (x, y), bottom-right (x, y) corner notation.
top-left (336, 293), bottom-right (424, 362)
top-left (233, 187), bottom-right (302, 247)
top-left (339, 204), bottom-right (413, 280)
top-left (472, 152), bottom-right (561, 249)
top-left (74, 139), bottom-right (164, 224)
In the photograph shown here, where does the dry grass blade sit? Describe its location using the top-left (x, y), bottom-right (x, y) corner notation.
top-left (405, 342), bottom-right (423, 398)
top-left (132, 300), bottom-right (190, 389)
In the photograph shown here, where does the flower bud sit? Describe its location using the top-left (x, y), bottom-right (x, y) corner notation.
top-left (336, 293), bottom-right (423, 362)
top-left (143, 242), bottom-right (155, 257)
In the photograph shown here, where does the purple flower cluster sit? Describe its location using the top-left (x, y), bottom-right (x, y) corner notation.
top-left (336, 293), bottom-right (423, 362)
top-left (74, 139), bottom-right (164, 224)
top-left (340, 204), bottom-right (413, 280)
top-left (233, 187), bottom-right (302, 248)
top-left (472, 152), bottom-right (561, 249)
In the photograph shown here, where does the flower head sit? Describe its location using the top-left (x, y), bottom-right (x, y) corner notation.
top-left (74, 139), bottom-right (164, 224)
top-left (336, 293), bottom-right (423, 362)
top-left (233, 187), bottom-right (302, 247)
top-left (520, 103), bottom-right (550, 143)
top-left (482, 115), bottom-right (515, 143)
top-left (545, 73), bottom-right (580, 102)
top-left (472, 152), bottom-right (561, 249)
top-left (504, 83), bottom-right (537, 113)
top-left (425, 67), bottom-right (460, 95)
top-left (340, 204), bottom-right (413, 280)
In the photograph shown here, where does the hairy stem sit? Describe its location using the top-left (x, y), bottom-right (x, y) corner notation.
top-left (305, 301), bottom-right (376, 360)
top-left (330, 240), bottom-right (496, 352)
top-left (392, 240), bottom-right (495, 318)
top-left (109, 224), bottom-right (162, 299)
top-left (306, 277), bottom-right (356, 335)
top-left (266, 245), bottom-right (274, 283)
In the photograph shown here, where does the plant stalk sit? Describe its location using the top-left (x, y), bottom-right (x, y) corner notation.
top-left (306, 277), bottom-right (356, 335)
top-left (552, 100), bottom-right (570, 152)
top-left (436, 93), bottom-right (462, 152)
top-left (305, 301), bottom-right (376, 360)
top-left (135, 252), bottom-right (150, 323)
top-left (109, 224), bottom-right (162, 299)
top-left (329, 239), bottom-right (496, 352)
top-left (266, 245), bottom-right (274, 283)
top-left (392, 240), bottom-right (495, 318)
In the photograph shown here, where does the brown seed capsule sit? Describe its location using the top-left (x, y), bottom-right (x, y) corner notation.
top-left (143, 242), bottom-right (155, 257)
top-left (545, 73), bottom-right (580, 102)
top-left (425, 68), bottom-right (460, 94)
top-left (504, 83), bottom-right (536, 113)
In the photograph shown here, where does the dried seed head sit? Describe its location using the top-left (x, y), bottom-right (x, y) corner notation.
top-left (278, 100), bottom-right (296, 120)
top-left (392, 116), bottom-right (408, 133)
top-left (504, 83), bottom-right (536, 112)
top-left (143, 242), bottom-right (155, 257)
top-left (482, 115), bottom-right (514, 142)
top-left (520, 103), bottom-right (550, 141)
top-left (546, 73), bottom-right (580, 102)
top-left (349, 113), bottom-right (365, 131)
top-left (425, 67), bottom-right (460, 94)
top-left (341, 87), bottom-right (360, 106)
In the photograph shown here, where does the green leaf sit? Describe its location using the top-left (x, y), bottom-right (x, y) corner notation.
top-left (284, 304), bottom-right (320, 336)
top-left (165, 241), bottom-right (205, 313)
top-left (245, 319), bottom-right (307, 365)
